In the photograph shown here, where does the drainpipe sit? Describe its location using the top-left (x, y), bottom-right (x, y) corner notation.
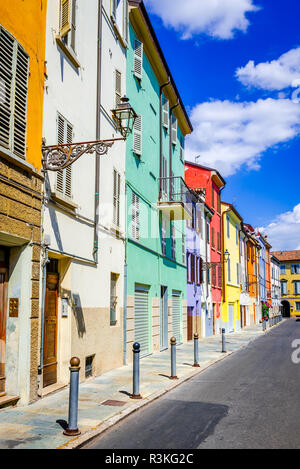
top-left (169, 100), bottom-right (179, 196)
top-left (93, 0), bottom-right (103, 263)
top-left (159, 78), bottom-right (171, 195)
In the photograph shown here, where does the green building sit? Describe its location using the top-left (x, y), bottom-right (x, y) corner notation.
top-left (124, 1), bottom-right (193, 362)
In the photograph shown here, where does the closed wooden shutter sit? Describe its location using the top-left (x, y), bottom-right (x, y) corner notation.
top-left (171, 115), bottom-right (177, 145)
top-left (133, 114), bottom-right (142, 155)
top-left (0, 27), bottom-right (29, 159)
top-left (115, 69), bottom-right (122, 106)
top-left (113, 169), bottom-right (121, 226)
top-left (162, 95), bottom-right (169, 128)
top-left (134, 287), bottom-right (149, 357)
top-left (133, 39), bottom-right (143, 80)
top-left (172, 292), bottom-right (182, 345)
top-left (56, 114), bottom-right (73, 198)
top-left (217, 264), bottom-right (222, 287)
top-left (60, 0), bottom-right (72, 37)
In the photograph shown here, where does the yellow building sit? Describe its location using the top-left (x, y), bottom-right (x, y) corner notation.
top-left (221, 202), bottom-right (243, 332)
top-left (0, 1), bottom-right (47, 405)
top-left (272, 250), bottom-right (300, 318)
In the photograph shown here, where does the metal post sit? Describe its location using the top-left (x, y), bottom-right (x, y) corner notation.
top-left (131, 342), bottom-right (142, 399)
top-left (222, 328), bottom-right (226, 353)
top-left (170, 337), bottom-right (178, 379)
top-left (64, 357), bottom-right (81, 436)
top-left (262, 319), bottom-right (266, 331)
top-left (193, 333), bottom-right (200, 367)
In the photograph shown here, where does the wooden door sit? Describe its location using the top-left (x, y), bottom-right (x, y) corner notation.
top-left (43, 272), bottom-right (59, 388)
top-left (0, 269), bottom-right (8, 396)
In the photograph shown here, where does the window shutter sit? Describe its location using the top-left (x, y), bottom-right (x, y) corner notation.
top-left (218, 264), bottom-right (222, 287)
top-left (191, 254), bottom-right (195, 283)
top-left (113, 169), bottom-right (121, 227)
top-left (133, 114), bottom-right (142, 156)
top-left (212, 265), bottom-right (217, 287)
top-left (212, 227), bottom-right (215, 248)
top-left (56, 115), bottom-right (72, 198)
top-left (115, 70), bottom-right (122, 106)
top-left (0, 27), bottom-right (29, 159)
top-left (200, 257), bottom-right (203, 284)
top-left (60, 0), bottom-right (72, 38)
top-left (171, 114), bottom-right (177, 144)
top-left (132, 192), bottom-right (140, 240)
top-left (133, 39), bottom-right (143, 80)
top-left (162, 95), bottom-right (169, 129)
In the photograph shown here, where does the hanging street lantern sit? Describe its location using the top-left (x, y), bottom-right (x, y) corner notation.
top-left (224, 249), bottom-right (230, 263)
top-left (111, 96), bottom-right (138, 138)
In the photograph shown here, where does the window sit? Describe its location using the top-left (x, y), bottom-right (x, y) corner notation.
top-left (211, 227), bottom-right (215, 249)
top-left (56, 114), bottom-right (73, 198)
top-left (212, 265), bottom-right (217, 286)
top-left (60, 0), bottom-right (77, 52)
top-left (206, 221), bottom-right (210, 244)
top-left (227, 215), bottom-right (230, 238)
top-left (112, 0), bottom-right (129, 43)
top-left (85, 355), bottom-right (94, 378)
top-left (0, 26), bottom-right (29, 159)
top-left (228, 259), bottom-right (231, 283)
top-left (161, 156), bottom-right (168, 198)
top-left (132, 192), bottom-right (140, 240)
top-left (294, 281), bottom-right (300, 295)
top-left (191, 254), bottom-right (195, 283)
top-left (110, 273), bottom-right (118, 325)
top-left (296, 302), bottom-right (300, 311)
top-left (180, 136), bottom-right (184, 161)
top-left (280, 264), bottom-right (286, 274)
top-left (291, 264), bottom-right (300, 274)
top-left (171, 114), bottom-right (177, 145)
top-left (281, 281), bottom-right (287, 295)
top-left (161, 218), bottom-right (167, 256)
top-left (196, 208), bottom-right (201, 233)
top-left (133, 39), bottom-right (143, 80)
top-left (113, 169), bottom-right (121, 227)
top-left (171, 224), bottom-right (176, 260)
top-left (162, 95), bottom-right (169, 129)
top-left (133, 114), bottom-right (142, 155)
top-left (187, 253), bottom-right (191, 283)
top-left (115, 69), bottom-right (122, 106)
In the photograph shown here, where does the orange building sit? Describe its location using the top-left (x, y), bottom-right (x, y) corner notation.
top-left (265, 239), bottom-right (272, 309)
top-left (244, 224), bottom-right (260, 324)
top-left (0, 1), bottom-right (47, 405)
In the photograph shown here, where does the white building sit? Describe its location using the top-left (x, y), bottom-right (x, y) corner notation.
top-left (40, 0), bottom-right (128, 394)
top-left (271, 255), bottom-right (281, 316)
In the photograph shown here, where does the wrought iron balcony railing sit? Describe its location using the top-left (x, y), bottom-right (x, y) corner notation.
top-left (158, 176), bottom-right (198, 221)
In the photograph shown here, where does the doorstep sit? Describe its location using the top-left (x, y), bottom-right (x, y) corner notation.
top-left (0, 395), bottom-right (19, 410)
top-left (41, 382), bottom-right (67, 398)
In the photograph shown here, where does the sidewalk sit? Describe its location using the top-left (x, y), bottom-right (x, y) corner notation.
top-left (0, 322), bottom-right (280, 449)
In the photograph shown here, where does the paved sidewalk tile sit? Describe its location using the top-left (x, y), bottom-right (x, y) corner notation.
top-left (0, 322), bottom-right (278, 449)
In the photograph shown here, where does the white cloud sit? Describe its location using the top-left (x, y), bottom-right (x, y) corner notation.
top-left (185, 98), bottom-right (300, 176)
top-left (259, 204), bottom-right (300, 250)
top-left (236, 47), bottom-right (300, 90)
top-left (144, 0), bottom-right (260, 40)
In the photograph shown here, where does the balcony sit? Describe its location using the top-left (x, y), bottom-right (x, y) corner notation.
top-left (158, 177), bottom-right (197, 221)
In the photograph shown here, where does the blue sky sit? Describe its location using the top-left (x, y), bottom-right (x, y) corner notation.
top-left (144, 0), bottom-right (300, 250)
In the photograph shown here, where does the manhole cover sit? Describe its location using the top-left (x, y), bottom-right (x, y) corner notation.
top-left (101, 400), bottom-right (126, 407)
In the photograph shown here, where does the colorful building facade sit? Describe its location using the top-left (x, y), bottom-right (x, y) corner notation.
top-left (185, 163), bottom-right (226, 335)
top-left (0, 0), bottom-right (47, 404)
top-left (221, 203), bottom-right (243, 333)
top-left (244, 224), bottom-right (260, 324)
top-left (124, 0), bottom-right (193, 361)
top-left (272, 250), bottom-right (300, 317)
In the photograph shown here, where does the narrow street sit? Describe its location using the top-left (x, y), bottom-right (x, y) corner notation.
top-left (85, 318), bottom-right (300, 449)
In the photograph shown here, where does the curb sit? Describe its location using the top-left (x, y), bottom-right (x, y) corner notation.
top-left (59, 321), bottom-right (285, 450)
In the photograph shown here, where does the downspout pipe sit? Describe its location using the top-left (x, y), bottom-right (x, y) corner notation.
top-left (93, 0), bottom-right (103, 263)
top-left (159, 78), bottom-right (171, 195)
top-left (38, 247), bottom-right (49, 396)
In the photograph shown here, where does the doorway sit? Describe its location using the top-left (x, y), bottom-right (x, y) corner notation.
top-left (281, 300), bottom-right (290, 318)
top-left (160, 286), bottom-right (168, 350)
top-left (43, 259), bottom-right (59, 388)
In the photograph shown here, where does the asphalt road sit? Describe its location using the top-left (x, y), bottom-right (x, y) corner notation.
top-left (85, 319), bottom-right (300, 449)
